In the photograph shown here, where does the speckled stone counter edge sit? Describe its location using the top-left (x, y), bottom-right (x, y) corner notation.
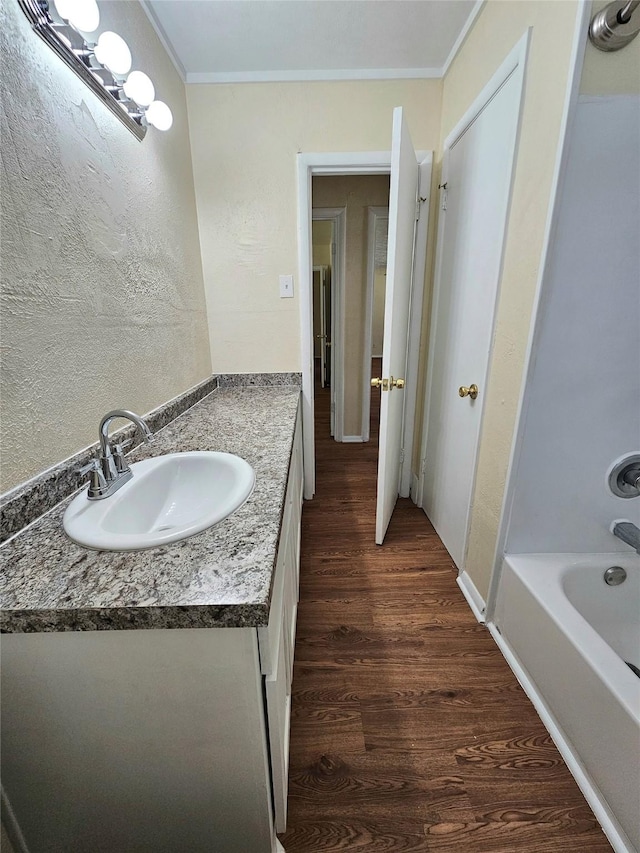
top-left (218, 373), bottom-right (302, 388)
top-left (0, 373), bottom-right (301, 544)
top-left (3, 603), bottom-right (271, 633)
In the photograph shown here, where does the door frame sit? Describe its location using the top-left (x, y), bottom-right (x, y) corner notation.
top-left (417, 31), bottom-right (530, 574)
top-left (312, 264), bottom-right (329, 389)
top-left (312, 208), bottom-right (346, 439)
top-left (297, 151), bottom-right (429, 499)
top-left (363, 206), bottom-right (389, 442)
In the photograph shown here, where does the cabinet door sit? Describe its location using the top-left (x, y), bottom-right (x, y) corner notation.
top-left (261, 401), bottom-right (303, 833)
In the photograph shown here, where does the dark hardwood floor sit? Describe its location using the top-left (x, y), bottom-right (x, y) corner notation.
top-left (279, 360), bottom-right (611, 852)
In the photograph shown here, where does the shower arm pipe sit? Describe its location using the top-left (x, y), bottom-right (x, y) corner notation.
top-left (619, 0), bottom-right (640, 22)
top-left (589, 0), bottom-right (640, 51)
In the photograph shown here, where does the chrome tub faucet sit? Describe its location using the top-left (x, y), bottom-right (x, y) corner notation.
top-left (611, 520), bottom-right (640, 555)
top-left (79, 410), bottom-right (154, 500)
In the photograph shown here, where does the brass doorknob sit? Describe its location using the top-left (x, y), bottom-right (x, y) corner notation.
top-left (459, 384), bottom-right (479, 400)
top-left (390, 377), bottom-right (405, 389)
top-left (371, 377), bottom-right (389, 390)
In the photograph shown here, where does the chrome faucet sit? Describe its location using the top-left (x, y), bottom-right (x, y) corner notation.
top-left (79, 409), bottom-right (154, 500)
top-left (611, 520), bottom-right (640, 555)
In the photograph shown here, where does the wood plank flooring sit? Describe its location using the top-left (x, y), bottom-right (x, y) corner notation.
top-left (279, 362), bottom-right (611, 852)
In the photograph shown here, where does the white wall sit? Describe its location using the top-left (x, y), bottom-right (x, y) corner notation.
top-left (186, 80), bottom-right (442, 375)
top-left (504, 94), bottom-right (640, 554)
top-left (0, 0), bottom-right (210, 492)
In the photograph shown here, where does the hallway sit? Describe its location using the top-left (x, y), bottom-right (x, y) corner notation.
top-left (279, 370), bottom-right (611, 852)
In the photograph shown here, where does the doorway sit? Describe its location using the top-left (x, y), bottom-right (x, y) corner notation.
top-left (297, 141), bottom-right (432, 514)
top-left (311, 209), bottom-right (345, 439)
top-left (312, 178), bottom-right (390, 448)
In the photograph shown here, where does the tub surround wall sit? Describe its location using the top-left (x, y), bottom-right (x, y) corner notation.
top-left (504, 96), bottom-right (640, 554)
top-left (0, 0), bottom-right (211, 494)
top-left (0, 377), bottom-right (302, 633)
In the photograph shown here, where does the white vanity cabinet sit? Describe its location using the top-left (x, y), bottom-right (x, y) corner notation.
top-left (259, 405), bottom-right (303, 833)
top-left (1, 408), bottom-right (303, 853)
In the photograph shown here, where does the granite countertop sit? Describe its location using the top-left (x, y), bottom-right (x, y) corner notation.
top-left (0, 385), bottom-right (301, 633)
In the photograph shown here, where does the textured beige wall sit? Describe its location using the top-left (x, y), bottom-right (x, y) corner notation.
top-left (0, 0), bottom-right (210, 492)
top-left (312, 175), bottom-right (390, 436)
top-left (438, 0), bottom-right (581, 598)
top-left (580, 1), bottom-right (640, 94)
top-left (186, 80), bottom-right (442, 374)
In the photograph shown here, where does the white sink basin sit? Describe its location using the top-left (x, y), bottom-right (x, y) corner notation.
top-left (63, 452), bottom-right (255, 551)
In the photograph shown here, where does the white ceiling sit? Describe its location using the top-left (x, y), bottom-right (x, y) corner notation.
top-left (142, 0), bottom-right (481, 83)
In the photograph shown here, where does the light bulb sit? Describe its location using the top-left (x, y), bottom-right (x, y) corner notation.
top-left (94, 32), bottom-right (132, 77)
top-left (56, 0), bottom-right (100, 33)
top-left (123, 71), bottom-right (155, 107)
top-left (53, 0), bottom-right (72, 20)
top-left (145, 100), bottom-right (173, 132)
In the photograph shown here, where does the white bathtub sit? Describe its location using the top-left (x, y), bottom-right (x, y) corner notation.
top-left (493, 553), bottom-right (640, 853)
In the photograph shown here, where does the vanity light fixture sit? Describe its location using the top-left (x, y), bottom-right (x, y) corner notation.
top-left (93, 31), bottom-right (132, 77)
top-left (145, 99), bottom-right (173, 131)
top-left (122, 70), bottom-right (155, 107)
top-left (17, 0), bottom-right (173, 140)
top-left (53, 0), bottom-right (99, 34)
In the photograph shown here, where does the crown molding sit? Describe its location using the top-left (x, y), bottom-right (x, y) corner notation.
top-left (139, 0), bottom-right (187, 82)
top-left (442, 0), bottom-right (486, 77)
top-left (186, 67), bottom-right (443, 84)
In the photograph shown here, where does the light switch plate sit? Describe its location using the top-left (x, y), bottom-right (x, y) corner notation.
top-left (279, 275), bottom-right (294, 298)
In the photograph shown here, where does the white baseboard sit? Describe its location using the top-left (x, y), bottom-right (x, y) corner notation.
top-left (456, 570), bottom-right (486, 623)
top-left (487, 624), bottom-right (635, 853)
top-left (342, 435), bottom-right (363, 443)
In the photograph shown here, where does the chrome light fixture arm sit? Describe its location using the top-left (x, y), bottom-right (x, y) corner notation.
top-left (17, 0), bottom-right (147, 140)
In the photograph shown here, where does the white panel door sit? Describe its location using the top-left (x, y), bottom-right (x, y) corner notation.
top-left (422, 69), bottom-right (523, 568)
top-left (375, 107), bottom-right (419, 544)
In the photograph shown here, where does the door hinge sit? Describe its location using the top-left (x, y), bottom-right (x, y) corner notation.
top-left (400, 448), bottom-right (405, 464)
top-left (420, 457), bottom-right (427, 475)
top-left (331, 242), bottom-right (336, 256)
top-left (439, 182), bottom-right (448, 211)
